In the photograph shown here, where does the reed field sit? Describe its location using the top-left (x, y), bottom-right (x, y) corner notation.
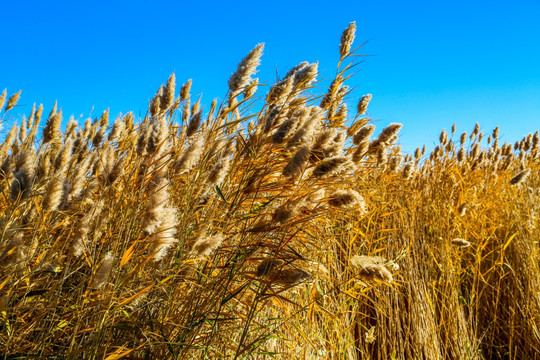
top-left (0, 23), bottom-right (538, 359)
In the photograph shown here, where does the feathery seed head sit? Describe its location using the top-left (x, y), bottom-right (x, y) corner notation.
top-left (186, 110), bottom-right (202, 137)
top-left (457, 147), bottom-right (466, 162)
top-left (91, 252), bottom-right (114, 289)
top-left (510, 169), bottom-right (530, 185)
top-left (43, 109), bottom-right (63, 144)
top-left (283, 146), bottom-right (311, 178)
top-left (257, 259), bottom-right (284, 276)
top-left (351, 256), bottom-right (393, 282)
top-left (180, 79), bottom-right (192, 101)
top-left (293, 62), bottom-right (318, 88)
top-left (228, 43), bottom-right (264, 97)
top-left (402, 163), bottom-right (414, 179)
top-left (451, 238), bottom-right (471, 248)
top-left (353, 125), bottom-right (375, 146)
top-left (327, 189), bottom-right (367, 214)
top-left (270, 269), bottom-right (311, 285)
top-left (378, 123), bottom-right (402, 144)
top-left (440, 129), bottom-right (448, 145)
top-left (0, 89), bottom-right (7, 111)
top-left (149, 87), bottom-right (163, 117)
top-left (357, 94), bottom-right (372, 115)
top-left (161, 73), bottom-right (176, 111)
top-left (264, 105), bottom-right (284, 132)
top-left (243, 78), bottom-right (258, 99)
top-left (267, 76), bottom-right (294, 105)
top-left (472, 122), bottom-right (480, 137)
top-left (312, 156), bottom-right (352, 177)
top-left (207, 156), bottom-right (231, 186)
top-left (5, 90), bottom-right (22, 112)
top-left (339, 21), bottom-right (356, 59)
top-left (108, 115), bottom-right (126, 142)
top-left (192, 234), bottom-right (224, 257)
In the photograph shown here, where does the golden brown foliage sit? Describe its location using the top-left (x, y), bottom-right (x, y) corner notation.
top-left (0, 24), bottom-right (538, 360)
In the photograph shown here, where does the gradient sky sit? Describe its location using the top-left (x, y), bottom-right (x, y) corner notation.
top-left (1, 0), bottom-right (539, 153)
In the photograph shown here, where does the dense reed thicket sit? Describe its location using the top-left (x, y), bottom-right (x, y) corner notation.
top-left (0, 23), bottom-right (538, 359)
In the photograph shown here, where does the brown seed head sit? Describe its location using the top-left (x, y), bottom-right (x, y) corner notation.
top-left (293, 62), bottom-right (318, 88)
top-left (451, 238), bottom-right (471, 248)
top-left (352, 125), bottom-right (375, 145)
top-left (257, 259), bottom-right (284, 276)
top-left (91, 252), bottom-right (114, 289)
top-left (510, 168), bottom-right (530, 185)
top-left (357, 94), bottom-right (372, 115)
top-left (161, 73), bottom-right (176, 111)
top-left (0, 89), bottom-right (7, 111)
top-left (339, 21), bottom-right (356, 59)
top-left (312, 156), bottom-right (352, 177)
top-left (228, 43), bottom-right (264, 97)
top-left (351, 256), bottom-right (393, 283)
top-left (378, 123), bottom-right (402, 144)
top-left (283, 146), bottom-right (311, 178)
top-left (186, 110), bottom-right (202, 137)
top-left (180, 79), bottom-right (192, 101)
top-left (43, 108), bottom-right (63, 144)
top-left (192, 234), bottom-right (224, 257)
top-left (270, 269), bottom-right (311, 285)
top-left (327, 189), bottom-right (367, 214)
top-left (458, 203), bottom-right (467, 216)
top-left (5, 90), bottom-right (22, 112)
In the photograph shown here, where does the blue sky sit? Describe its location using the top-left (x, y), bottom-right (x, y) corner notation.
top-left (1, 0), bottom-right (539, 153)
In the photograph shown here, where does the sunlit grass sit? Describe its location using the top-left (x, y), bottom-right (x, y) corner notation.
top-left (0, 22), bottom-right (538, 359)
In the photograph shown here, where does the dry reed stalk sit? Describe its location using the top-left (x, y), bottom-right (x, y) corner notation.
top-left (2, 21), bottom-right (540, 360)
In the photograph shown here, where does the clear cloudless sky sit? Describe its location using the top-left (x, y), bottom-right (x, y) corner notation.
top-left (1, 0), bottom-right (539, 153)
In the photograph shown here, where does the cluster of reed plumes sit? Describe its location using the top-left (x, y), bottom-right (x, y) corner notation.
top-left (0, 23), bottom-right (538, 359)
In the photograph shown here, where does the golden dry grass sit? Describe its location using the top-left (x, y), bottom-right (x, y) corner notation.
top-left (0, 22), bottom-right (538, 359)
